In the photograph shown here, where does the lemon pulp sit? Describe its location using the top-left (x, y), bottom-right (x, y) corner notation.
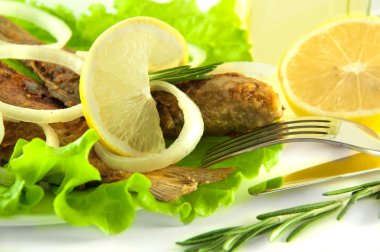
top-left (80, 17), bottom-right (188, 157)
top-left (280, 17), bottom-right (380, 132)
top-left (80, 17), bottom-right (204, 172)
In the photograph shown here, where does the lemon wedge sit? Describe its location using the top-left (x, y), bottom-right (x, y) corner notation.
top-left (80, 17), bottom-right (203, 172)
top-left (279, 17), bottom-right (380, 132)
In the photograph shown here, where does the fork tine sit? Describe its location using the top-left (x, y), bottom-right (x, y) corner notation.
top-left (206, 124), bottom-right (330, 157)
top-left (207, 119), bottom-right (331, 153)
top-left (206, 119), bottom-right (331, 157)
top-left (201, 118), bottom-right (333, 167)
top-left (202, 130), bottom-right (329, 166)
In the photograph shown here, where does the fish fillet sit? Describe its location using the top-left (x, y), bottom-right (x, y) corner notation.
top-left (0, 16), bottom-right (283, 201)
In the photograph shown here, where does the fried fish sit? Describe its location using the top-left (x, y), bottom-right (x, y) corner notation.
top-left (0, 62), bottom-right (232, 201)
top-left (0, 33), bottom-right (233, 202)
top-left (0, 16), bottom-right (284, 137)
top-left (155, 73), bottom-right (283, 138)
top-left (0, 16), bottom-right (283, 201)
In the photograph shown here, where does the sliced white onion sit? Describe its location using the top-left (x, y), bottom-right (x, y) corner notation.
top-left (95, 80), bottom-right (204, 173)
top-left (75, 50), bottom-right (89, 60)
top-left (0, 43), bottom-right (83, 123)
top-left (0, 43), bottom-right (83, 74)
top-left (1, 118), bottom-right (59, 147)
top-left (0, 1), bottom-right (72, 48)
top-left (39, 124), bottom-right (59, 147)
top-left (0, 112), bottom-right (4, 145)
top-left (0, 105), bottom-right (83, 124)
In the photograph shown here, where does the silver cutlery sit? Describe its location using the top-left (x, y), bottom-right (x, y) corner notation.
top-left (201, 116), bottom-right (380, 167)
top-left (201, 117), bottom-right (380, 194)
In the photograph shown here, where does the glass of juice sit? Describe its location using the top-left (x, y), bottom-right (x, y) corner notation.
top-left (248, 0), bottom-right (372, 65)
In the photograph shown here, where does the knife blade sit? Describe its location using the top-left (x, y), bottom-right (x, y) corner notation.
top-left (258, 153), bottom-right (380, 194)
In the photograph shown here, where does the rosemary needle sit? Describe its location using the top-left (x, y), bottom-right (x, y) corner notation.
top-left (286, 208), bottom-right (337, 242)
top-left (1, 59), bottom-right (43, 84)
top-left (149, 62), bottom-right (221, 84)
top-left (256, 200), bottom-right (338, 220)
top-left (323, 181), bottom-right (380, 196)
top-left (177, 180), bottom-right (380, 252)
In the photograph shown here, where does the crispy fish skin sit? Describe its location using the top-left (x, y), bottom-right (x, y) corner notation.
top-left (154, 73), bottom-right (283, 138)
top-left (0, 16), bottom-right (80, 107)
top-left (90, 151), bottom-right (234, 202)
top-left (0, 17), bottom-right (39, 44)
top-left (28, 61), bottom-right (81, 107)
top-left (0, 19), bottom-right (234, 202)
top-left (0, 16), bottom-right (283, 137)
top-left (0, 61), bottom-right (61, 109)
top-left (0, 16), bottom-right (288, 202)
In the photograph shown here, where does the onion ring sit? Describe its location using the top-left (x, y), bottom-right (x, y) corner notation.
top-left (0, 43), bottom-right (83, 123)
top-left (0, 44), bottom-right (83, 73)
top-left (75, 50), bottom-right (89, 60)
top-left (39, 124), bottom-right (59, 147)
top-left (0, 1), bottom-right (71, 48)
top-left (95, 80), bottom-right (204, 172)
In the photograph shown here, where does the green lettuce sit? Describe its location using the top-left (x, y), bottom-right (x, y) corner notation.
top-left (20, 0), bottom-right (252, 64)
top-left (0, 130), bottom-right (281, 234)
top-left (0, 0), bottom-right (281, 234)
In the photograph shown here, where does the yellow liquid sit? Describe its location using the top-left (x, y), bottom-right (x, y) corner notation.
top-left (285, 153), bottom-right (380, 184)
top-left (248, 0), bottom-right (371, 65)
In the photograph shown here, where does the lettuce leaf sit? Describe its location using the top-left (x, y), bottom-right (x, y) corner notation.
top-left (0, 130), bottom-right (100, 216)
top-left (175, 137), bottom-right (282, 222)
top-left (0, 0), bottom-right (280, 234)
top-left (0, 130), bottom-right (281, 234)
top-left (23, 0), bottom-right (252, 64)
top-left (177, 137), bottom-right (282, 178)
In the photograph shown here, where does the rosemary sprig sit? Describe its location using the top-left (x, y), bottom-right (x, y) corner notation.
top-left (1, 59), bottom-right (220, 86)
top-left (149, 62), bottom-right (221, 84)
top-left (0, 59), bottom-right (43, 84)
top-left (177, 180), bottom-right (380, 252)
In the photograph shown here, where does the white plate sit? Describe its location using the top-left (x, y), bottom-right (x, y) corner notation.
top-left (0, 142), bottom-right (379, 252)
top-left (0, 214), bottom-right (63, 226)
top-left (0, 192), bottom-right (63, 226)
top-left (0, 141), bottom-right (354, 227)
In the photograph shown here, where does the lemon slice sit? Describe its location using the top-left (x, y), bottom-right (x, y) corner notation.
top-left (279, 17), bottom-right (380, 132)
top-left (94, 80), bottom-right (203, 173)
top-left (80, 17), bottom-right (203, 171)
top-left (80, 16), bottom-right (188, 156)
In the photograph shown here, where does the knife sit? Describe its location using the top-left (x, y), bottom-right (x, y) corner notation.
top-left (257, 153), bottom-right (380, 195)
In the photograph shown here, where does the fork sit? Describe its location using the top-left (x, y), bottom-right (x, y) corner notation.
top-left (201, 116), bottom-right (380, 167)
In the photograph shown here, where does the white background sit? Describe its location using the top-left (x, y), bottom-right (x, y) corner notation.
top-left (1, 1), bottom-right (380, 252)
top-left (1, 164), bottom-right (380, 252)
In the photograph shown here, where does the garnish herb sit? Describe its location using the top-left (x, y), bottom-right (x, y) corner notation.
top-left (0, 59), bottom-right (43, 84)
top-left (177, 180), bottom-right (380, 252)
top-left (1, 59), bottom-right (220, 86)
top-left (149, 62), bottom-right (221, 84)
